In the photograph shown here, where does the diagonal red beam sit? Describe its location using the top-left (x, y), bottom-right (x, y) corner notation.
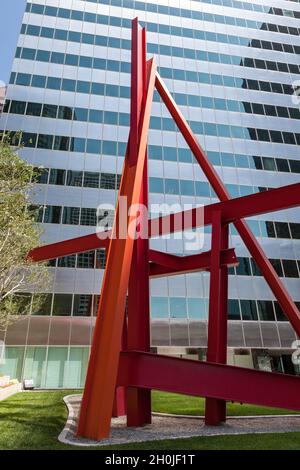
top-left (155, 72), bottom-right (300, 337)
top-left (27, 232), bottom-right (110, 262)
top-left (77, 56), bottom-right (157, 441)
top-left (27, 182), bottom-right (300, 263)
top-left (149, 248), bottom-right (237, 278)
top-left (117, 351), bottom-right (300, 412)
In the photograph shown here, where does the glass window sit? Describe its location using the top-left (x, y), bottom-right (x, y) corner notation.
top-left (47, 77), bottom-right (61, 90)
top-left (180, 180), bottom-right (194, 196)
top-left (151, 297), bottom-right (169, 318)
top-left (80, 208), bottom-right (97, 226)
top-left (58, 106), bottom-right (73, 120)
top-left (66, 171), bottom-right (83, 187)
top-left (10, 100), bottom-right (26, 114)
top-left (77, 251), bottom-right (95, 268)
top-left (290, 223), bottom-right (300, 239)
top-left (49, 169), bottom-right (66, 185)
top-left (165, 179), bottom-right (179, 194)
top-left (149, 177), bottom-right (164, 193)
top-left (73, 295), bottom-right (93, 316)
top-left (228, 299), bottom-right (241, 320)
top-left (16, 73), bottom-right (31, 86)
top-left (32, 294), bottom-right (53, 315)
top-left (195, 181), bottom-right (210, 197)
top-left (274, 222), bottom-right (290, 239)
top-left (89, 110), bottom-right (103, 123)
top-left (52, 294), bottom-right (72, 316)
top-left (62, 79), bottom-right (76, 92)
top-left (32, 75), bottom-right (46, 88)
top-left (257, 300), bottom-right (275, 321)
top-left (43, 205), bottom-right (61, 224)
top-left (71, 138), bottom-right (86, 153)
top-left (236, 257), bottom-right (251, 276)
top-left (102, 141), bottom-right (117, 155)
top-left (54, 136), bottom-right (70, 151)
top-left (57, 255), bottom-right (76, 268)
top-left (42, 104), bottom-right (57, 118)
top-left (62, 207), bottom-right (80, 225)
top-left (170, 298), bottom-right (187, 318)
top-left (83, 172), bottom-right (99, 188)
top-left (187, 298), bottom-right (208, 319)
top-left (37, 134), bottom-right (53, 149)
top-left (269, 259), bottom-right (283, 277)
top-left (282, 259), bottom-right (299, 278)
top-left (100, 173), bottom-right (116, 190)
top-left (86, 139), bottom-right (101, 154)
top-left (240, 299), bottom-right (258, 321)
top-left (274, 302), bottom-right (287, 322)
top-left (36, 50), bottom-right (50, 62)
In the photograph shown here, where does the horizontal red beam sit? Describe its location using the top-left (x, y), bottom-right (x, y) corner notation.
top-left (149, 248), bottom-right (237, 278)
top-left (27, 232), bottom-right (110, 262)
top-left (118, 351), bottom-right (300, 412)
top-left (28, 182), bottom-right (300, 263)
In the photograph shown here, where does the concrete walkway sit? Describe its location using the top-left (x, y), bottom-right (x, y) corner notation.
top-left (58, 394), bottom-right (300, 447)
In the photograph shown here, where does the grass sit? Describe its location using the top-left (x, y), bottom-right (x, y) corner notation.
top-left (0, 390), bottom-right (299, 450)
top-left (152, 391), bottom-right (300, 416)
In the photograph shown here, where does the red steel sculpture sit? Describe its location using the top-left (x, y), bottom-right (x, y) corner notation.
top-left (28, 19), bottom-right (300, 440)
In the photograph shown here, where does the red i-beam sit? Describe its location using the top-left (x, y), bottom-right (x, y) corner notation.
top-left (27, 18), bottom-right (300, 440)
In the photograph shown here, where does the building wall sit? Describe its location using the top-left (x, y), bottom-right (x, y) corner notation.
top-left (1, 0), bottom-right (300, 386)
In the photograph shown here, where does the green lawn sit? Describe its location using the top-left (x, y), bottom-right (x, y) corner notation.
top-left (0, 390), bottom-right (299, 450)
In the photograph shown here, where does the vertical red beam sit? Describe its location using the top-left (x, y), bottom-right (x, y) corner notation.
top-left (77, 55), bottom-right (156, 441)
top-left (127, 25), bottom-right (152, 426)
top-left (112, 318), bottom-right (127, 417)
top-left (205, 211), bottom-right (228, 425)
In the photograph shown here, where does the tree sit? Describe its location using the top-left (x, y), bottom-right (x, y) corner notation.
top-left (0, 133), bottom-right (51, 330)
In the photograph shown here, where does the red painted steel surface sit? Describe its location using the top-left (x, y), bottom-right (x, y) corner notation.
top-left (27, 182), bottom-right (300, 263)
top-left (155, 72), bottom-right (300, 337)
top-left (77, 25), bottom-right (157, 439)
top-left (205, 213), bottom-right (228, 424)
top-left (127, 23), bottom-right (151, 427)
top-left (149, 248), bottom-right (237, 278)
top-left (118, 351), bottom-right (300, 412)
top-left (27, 18), bottom-right (300, 440)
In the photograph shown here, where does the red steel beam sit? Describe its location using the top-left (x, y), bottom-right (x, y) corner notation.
top-left (155, 72), bottom-right (300, 337)
top-left (127, 20), bottom-right (152, 427)
top-left (117, 351), bottom-right (300, 412)
top-left (27, 181), bottom-right (300, 263)
top-left (149, 248), bottom-right (237, 278)
top-left (77, 55), bottom-right (157, 440)
top-left (205, 213), bottom-right (228, 424)
top-left (149, 181), bottom-right (300, 238)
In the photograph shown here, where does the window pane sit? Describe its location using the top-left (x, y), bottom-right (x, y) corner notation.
top-left (49, 169), bottom-right (66, 185)
top-left (151, 297), bottom-right (169, 319)
top-left (228, 299), bottom-right (241, 319)
top-left (187, 298), bottom-right (208, 319)
top-left (62, 207), bottom-right (80, 225)
top-left (52, 294), bottom-right (72, 316)
top-left (170, 297), bottom-right (187, 318)
top-left (257, 300), bottom-right (275, 321)
top-left (80, 208), bottom-right (97, 226)
top-left (66, 170), bottom-right (83, 187)
top-left (73, 295), bottom-right (93, 316)
top-left (83, 172), bottom-right (99, 188)
top-left (44, 206), bottom-right (61, 223)
top-left (240, 300), bottom-right (258, 320)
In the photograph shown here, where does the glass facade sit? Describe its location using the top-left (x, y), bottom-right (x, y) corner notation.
top-left (1, 0), bottom-right (300, 385)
